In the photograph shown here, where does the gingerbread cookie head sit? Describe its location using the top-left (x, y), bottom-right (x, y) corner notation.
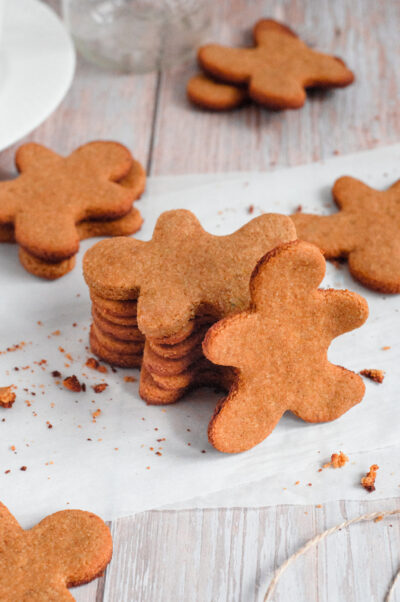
top-left (83, 209), bottom-right (297, 339)
top-left (203, 240), bottom-right (368, 453)
top-left (0, 502), bottom-right (112, 600)
top-left (0, 141), bottom-right (145, 261)
top-left (198, 19), bottom-right (354, 109)
top-left (292, 176), bottom-right (400, 293)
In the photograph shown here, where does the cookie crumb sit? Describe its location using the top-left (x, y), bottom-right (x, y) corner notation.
top-left (93, 383), bottom-right (108, 394)
top-left (294, 204), bottom-right (303, 213)
top-left (361, 464), bottom-right (379, 492)
top-left (63, 375), bottom-right (82, 392)
top-left (51, 370), bottom-right (61, 378)
top-left (247, 205), bottom-right (254, 214)
top-left (360, 369), bottom-right (384, 383)
top-left (382, 346), bottom-right (391, 351)
top-left (20, 466), bottom-right (27, 471)
top-left (0, 386), bottom-right (16, 408)
top-left (124, 376), bottom-right (136, 383)
top-left (374, 515), bottom-right (383, 523)
top-left (86, 357), bottom-right (108, 373)
top-left (323, 451), bottom-right (349, 469)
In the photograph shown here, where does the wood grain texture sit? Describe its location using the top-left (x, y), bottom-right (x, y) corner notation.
top-left (2, 1), bottom-right (400, 600)
top-left (71, 499), bottom-right (400, 602)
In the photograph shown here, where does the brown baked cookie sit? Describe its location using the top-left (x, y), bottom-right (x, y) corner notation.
top-left (139, 364), bottom-right (231, 405)
top-left (83, 209), bottom-right (296, 339)
top-left (93, 303), bottom-right (139, 326)
top-left (203, 240), bottom-right (369, 453)
top-left (91, 323), bottom-right (144, 355)
top-left (0, 141), bottom-right (145, 262)
top-left (198, 19), bottom-right (354, 110)
top-left (292, 176), bottom-right (400, 293)
top-left (143, 341), bottom-right (203, 376)
top-left (187, 73), bottom-right (248, 110)
top-left (90, 326), bottom-right (142, 368)
top-left (19, 247), bottom-right (77, 280)
top-left (0, 501), bottom-right (112, 600)
top-left (92, 306), bottom-right (144, 342)
top-left (90, 292), bottom-right (138, 317)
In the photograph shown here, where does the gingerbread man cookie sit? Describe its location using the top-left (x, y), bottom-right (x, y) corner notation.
top-left (293, 176), bottom-right (400, 293)
top-left (198, 19), bottom-right (354, 110)
top-left (203, 240), bottom-right (368, 453)
top-left (83, 209), bottom-right (296, 339)
top-left (0, 502), bottom-right (112, 600)
top-left (0, 141), bottom-right (145, 262)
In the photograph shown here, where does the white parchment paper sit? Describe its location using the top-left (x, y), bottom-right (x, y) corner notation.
top-left (1, 144), bottom-right (399, 526)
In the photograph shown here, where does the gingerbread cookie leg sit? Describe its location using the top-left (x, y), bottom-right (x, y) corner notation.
top-left (187, 74), bottom-right (248, 111)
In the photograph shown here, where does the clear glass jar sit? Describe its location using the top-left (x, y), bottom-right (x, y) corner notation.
top-left (62, 0), bottom-right (212, 73)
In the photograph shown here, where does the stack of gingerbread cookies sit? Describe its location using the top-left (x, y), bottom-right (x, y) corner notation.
top-left (0, 141), bottom-right (146, 279)
top-left (83, 209), bottom-right (297, 404)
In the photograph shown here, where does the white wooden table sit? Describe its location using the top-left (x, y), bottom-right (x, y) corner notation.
top-left (2, 1), bottom-right (400, 600)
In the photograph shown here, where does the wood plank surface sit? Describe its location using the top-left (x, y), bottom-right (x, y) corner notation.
top-left (3, 1), bottom-right (400, 600)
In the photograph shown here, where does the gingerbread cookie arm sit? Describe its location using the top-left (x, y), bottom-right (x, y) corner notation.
top-left (300, 51), bottom-right (354, 88)
top-left (14, 210), bottom-right (79, 261)
top-left (32, 510), bottom-right (112, 588)
top-left (319, 289), bottom-right (369, 337)
top-left (15, 143), bottom-right (61, 173)
top-left (348, 242), bottom-right (400, 293)
top-left (69, 141), bottom-right (133, 182)
top-left (118, 158), bottom-right (147, 199)
top-left (203, 313), bottom-right (257, 368)
top-left (198, 45), bottom-right (256, 84)
top-left (208, 378), bottom-right (285, 453)
top-left (292, 364), bottom-right (365, 423)
top-left (332, 176), bottom-right (378, 209)
top-left (292, 212), bottom-right (357, 258)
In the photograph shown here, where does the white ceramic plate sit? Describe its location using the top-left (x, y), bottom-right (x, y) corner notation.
top-left (0, 0), bottom-right (75, 152)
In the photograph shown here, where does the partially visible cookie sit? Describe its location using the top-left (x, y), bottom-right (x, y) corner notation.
top-left (198, 19), bottom-right (354, 109)
top-left (187, 74), bottom-right (248, 110)
top-left (0, 502), bottom-right (112, 599)
top-left (203, 240), bottom-right (369, 453)
top-left (292, 176), bottom-right (400, 293)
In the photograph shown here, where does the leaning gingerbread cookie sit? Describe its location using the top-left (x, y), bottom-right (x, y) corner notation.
top-left (292, 176), bottom-right (400, 293)
top-left (203, 240), bottom-right (368, 453)
top-left (197, 19), bottom-right (354, 110)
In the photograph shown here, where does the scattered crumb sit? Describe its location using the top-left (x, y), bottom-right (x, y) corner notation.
top-left (382, 346), bottom-right (391, 351)
top-left (360, 369), bottom-right (385, 383)
top-left (93, 383), bottom-right (108, 394)
top-left (0, 386), bottom-right (16, 408)
top-left (323, 451), bottom-right (349, 469)
top-left (63, 375), bottom-right (82, 392)
top-left (20, 466), bottom-right (27, 471)
top-left (295, 481), bottom-right (300, 485)
top-left (374, 515), bottom-right (384, 523)
top-left (51, 330), bottom-right (61, 336)
top-left (51, 370), bottom-right (61, 378)
top-left (124, 376), bottom-right (136, 383)
top-left (294, 204), bottom-right (303, 213)
top-left (86, 357), bottom-right (108, 373)
top-left (92, 409), bottom-right (101, 421)
top-left (247, 205), bottom-right (254, 214)
top-left (361, 464), bottom-right (379, 492)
